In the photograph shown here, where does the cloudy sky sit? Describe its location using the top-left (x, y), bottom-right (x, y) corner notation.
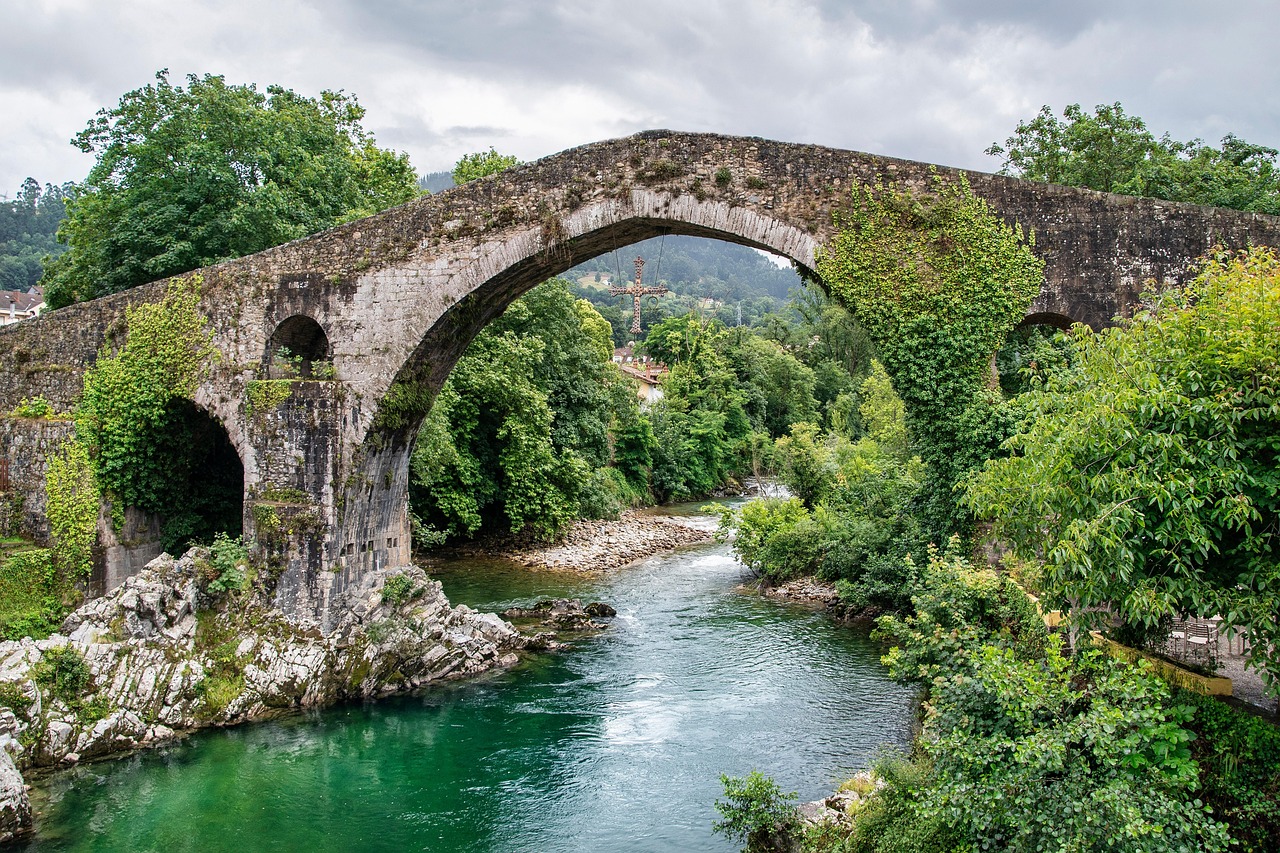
top-left (3, 0), bottom-right (1279, 194)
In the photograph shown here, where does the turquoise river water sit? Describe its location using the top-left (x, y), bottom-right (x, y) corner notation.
top-left (14, 504), bottom-right (916, 852)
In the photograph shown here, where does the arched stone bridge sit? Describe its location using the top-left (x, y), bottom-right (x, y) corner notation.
top-left (3, 130), bottom-right (1279, 627)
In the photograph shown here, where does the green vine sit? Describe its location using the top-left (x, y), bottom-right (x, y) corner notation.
top-left (816, 173), bottom-right (1044, 541)
top-left (245, 379), bottom-right (294, 414)
top-left (75, 275), bottom-right (217, 515)
top-left (44, 439), bottom-right (99, 579)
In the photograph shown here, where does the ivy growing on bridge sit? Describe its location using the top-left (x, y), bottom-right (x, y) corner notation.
top-left (44, 439), bottom-right (99, 581)
top-left (70, 275), bottom-right (240, 551)
top-left (816, 173), bottom-right (1044, 542)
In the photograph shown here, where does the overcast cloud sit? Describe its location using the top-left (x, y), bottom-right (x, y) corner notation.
top-left (2, 0), bottom-right (1278, 194)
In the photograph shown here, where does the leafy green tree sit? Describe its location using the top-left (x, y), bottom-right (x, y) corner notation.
top-left (409, 278), bottom-right (643, 540)
top-left (771, 422), bottom-right (831, 508)
top-left (964, 249), bottom-right (1280, 684)
top-left (410, 329), bottom-right (583, 540)
top-left (725, 333), bottom-right (817, 438)
top-left (988, 103), bottom-right (1280, 213)
top-left (43, 71), bottom-right (418, 307)
top-left (712, 770), bottom-right (799, 853)
top-left (452, 147), bottom-right (521, 184)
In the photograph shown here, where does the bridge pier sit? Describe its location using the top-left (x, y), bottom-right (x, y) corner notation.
top-left (242, 378), bottom-right (413, 627)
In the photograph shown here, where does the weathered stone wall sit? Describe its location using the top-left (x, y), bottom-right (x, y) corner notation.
top-left (0, 417), bottom-right (75, 540)
top-left (0, 285), bottom-right (159, 414)
top-left (2, 130), bottom-right (1279, 626)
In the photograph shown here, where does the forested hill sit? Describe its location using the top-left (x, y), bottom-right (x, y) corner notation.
top-left (570, 235), bottom-right (801, 301)
top-left (418, 171), bottom-right (455, 194)
top-left (0, 179), bottom-right (69, 291)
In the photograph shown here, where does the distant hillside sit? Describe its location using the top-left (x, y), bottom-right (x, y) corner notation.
top-left (418, 172), bottom-right (455, 194)
top-left (570, 235), bottom-right (800, 301)
top-left (0, 179), bottom-right (69, 291)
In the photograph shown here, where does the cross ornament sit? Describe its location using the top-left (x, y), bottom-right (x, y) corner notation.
top-left (609, 256), bottom-right (668, 335)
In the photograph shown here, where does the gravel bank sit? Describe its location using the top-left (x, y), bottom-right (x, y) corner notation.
top-left (441, 511), bottom-right (712, 572)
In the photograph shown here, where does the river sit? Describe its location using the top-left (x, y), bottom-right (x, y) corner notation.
top-left (15, 504), bottom-right (917, 852)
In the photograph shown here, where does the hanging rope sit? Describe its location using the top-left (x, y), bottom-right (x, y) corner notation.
top-left (611, 234), bottom-right (623, 289)
top-left (652, 232), bottom-right (667, 284)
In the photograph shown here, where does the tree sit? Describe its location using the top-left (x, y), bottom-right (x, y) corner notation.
top-left (43, 71), bottom-right (418, 308)
top-left (964, 249), bottom-right (1280, 685)
top-left (409, 278), bottom-right (643, 540)
top-left (988, 103), bottom-right (1280, 214)
top-left (451, 148), bottom-right (521, 184)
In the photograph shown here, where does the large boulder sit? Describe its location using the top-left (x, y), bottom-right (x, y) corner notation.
top-left (0, 745), bottom-right (30, 842)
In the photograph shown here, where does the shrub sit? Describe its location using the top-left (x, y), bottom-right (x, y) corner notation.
top-left (201, 533), bottom-right (248, 595)
top-left (711, 497), bottom-right (813, 582)
top-left (0, 682), bottom-right (34, 721)
top-left (32, 645), bottom-right (92, 704)
top-left (1181, 690), bottom-right (1280, 852)
top-left (876, 539), bottom-right (1048, 684)
top-left (381, 574), bottom-right (415, 606)
top-left (0, 548), bottom-right (67, 641)
top-left (10, 396), bottom-right (53, 418)
top-left (576, 467), bottom-right (635, 520)
top-left (713, 770), bottom-right (799, 853)
top-left (839, 755), bottom-right (963, 853)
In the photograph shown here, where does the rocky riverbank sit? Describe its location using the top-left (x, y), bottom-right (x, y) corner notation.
top-left (0, 548), bottom-right (559, 841)
top-left (440, 510), bottom-right (712, 572)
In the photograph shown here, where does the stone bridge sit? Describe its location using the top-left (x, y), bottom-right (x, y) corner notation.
top-left (3, 130), bottom-right (1279, 627)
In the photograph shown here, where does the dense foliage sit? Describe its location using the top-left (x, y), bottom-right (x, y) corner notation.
top-left (713, 770), bottom-right (800, 853)
top-left (76, 276), bottom-right (241, 551)
top-left (0, 548), bottom-right (64, 640)
top-left (0, 178), bottom-right (68, 291)
top-left (797, 547), bottom-right (1232, 853)
top-left (714, 364), bottom-right (924, 612)
top-left (1179, 690), bottom-right (1280, 851)
top-left (989, 103), bottom-right (1280, 213)
top-left (965, 249), bottom-right (1280, 684)
top-left (451, 148), bottom-right (521, 184)
top-left (816, 174), bottom-right (1044, 541)
top-left (409, 279), bottom-right (644, 541)
top-left (43, 70), bottom-right (418, 307)
top-left (44, 439), bottom-right (100, 582)
top-left (410, 275), bottom-right (857, 542)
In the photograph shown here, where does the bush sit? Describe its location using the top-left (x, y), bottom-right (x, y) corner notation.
top-left (10, 396), bottom-right (53, 418)
top-left (1181, 690), bottom-right (1280, 852)
top-left (381, 574), bottom-right (415, 606)
top-left (838, 755), bottom-right (963, 853)
top-left (0, 548), bottom-right (68, 641)
top-left (712, 497), bottom-right (813, 582)
top-left (576, 467), bottom-right (638, 520)
top-left (200, 533), bottom-right (248, 595)
top-left (32, 644), bottom-right (92, 704)
top-left (876, 540), bottom-right (1048, 684)
top-left (713, 770), bottom-right (799, 853)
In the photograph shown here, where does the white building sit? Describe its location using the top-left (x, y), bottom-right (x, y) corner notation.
top-left (1, 287), bottom-right (45, 325)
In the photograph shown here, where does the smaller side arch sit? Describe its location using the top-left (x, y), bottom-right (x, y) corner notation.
top-left (265, 315), bottom-right (332, 379)
top-left (1018, 311), bottom-right (1077, 332)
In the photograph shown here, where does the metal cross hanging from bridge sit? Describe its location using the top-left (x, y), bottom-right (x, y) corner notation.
top-left (610, 256), bottom-right (668, 336)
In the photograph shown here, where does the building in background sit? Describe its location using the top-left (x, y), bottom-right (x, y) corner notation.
top-left (612, 345), bottom-right (667, 406)
top-left (1, 287), bottom-right (44, 325)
